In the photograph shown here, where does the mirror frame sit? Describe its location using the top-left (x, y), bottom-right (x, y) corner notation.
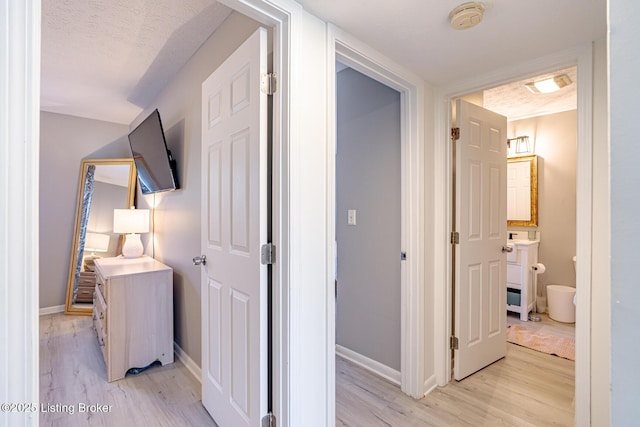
top-left (507, 155), bottom-right (538, 227)
top-left (64, 158), bottom-right (137, 315)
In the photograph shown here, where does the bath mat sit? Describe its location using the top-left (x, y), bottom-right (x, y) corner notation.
top-left (506, 325), bottom-right (575, 361)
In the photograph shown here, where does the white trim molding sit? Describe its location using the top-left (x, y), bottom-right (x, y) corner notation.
top-left (0, 0), bottom-right (41, 425)
top-left (174, 342), bottom-right (202, 384)
top-left (39, 305), bottom-right (65, 316)
top-left (433, 43), bottom-right (594, 425)
top-left (336, 345), bottom-right (401, 386)
top-left (327, 23), bottom-right (426, 399)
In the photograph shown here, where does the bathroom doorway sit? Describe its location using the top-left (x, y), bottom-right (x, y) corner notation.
top-left (451, 64), bottom-right (578, 411)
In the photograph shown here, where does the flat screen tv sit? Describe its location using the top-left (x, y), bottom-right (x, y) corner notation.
top-left (128, 109), bottom-right (179, 194)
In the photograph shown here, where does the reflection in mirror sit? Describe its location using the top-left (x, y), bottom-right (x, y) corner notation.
top-left (64, 159), bottom-right (136, 315)
top-left (507, 155), bottom-right (538, 227)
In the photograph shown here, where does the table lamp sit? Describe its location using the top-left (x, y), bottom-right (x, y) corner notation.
top-left (84, 232), bottom-right (110, 257)
top-left (113, 207), bottom-right (150, 258)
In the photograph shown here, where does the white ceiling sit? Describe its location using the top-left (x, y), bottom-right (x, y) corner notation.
top-left (41, 0), bottom-right (605, 125)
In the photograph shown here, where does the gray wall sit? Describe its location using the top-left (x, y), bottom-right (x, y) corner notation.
top-left (336, 67), bottom-right (401, 371)
top-left (39, 111), bottom-right (130, 308)
top-left (130, 12), bottom-right (262, 366)
top-left (610, 0), bottom-right (640, 422)
top-left (508, 110), bottom-right (577, 294)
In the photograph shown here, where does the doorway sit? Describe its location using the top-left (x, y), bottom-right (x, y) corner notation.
top-left (335, 64), bottom-right (403, 384)
top-left (327, 26), bottom-right (427, 399)
top-left (435, 46), bottom-right (594, 425)
top-left (451, 64), bottom-right (578, 387)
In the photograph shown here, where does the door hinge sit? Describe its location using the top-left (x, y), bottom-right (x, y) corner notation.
top-left (261, 243), bottom-right (275, 265)
top-left (261, 73), bottom-right (277, 95)
top-left (450, 231), bottom-right (460, 245)
top-left (450, 336), bottom-right (459, 350)
top-left (262, 413), bottom-right (276, 427)
top-left (451, 127), bottom-right (460, 141)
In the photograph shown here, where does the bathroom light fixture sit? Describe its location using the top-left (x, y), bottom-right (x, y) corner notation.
top-left (113, 207), bottom-right (150, 258)
top-left (449, 2), bottom-right (485, 30)
top-left (525, 74), bottom-right (572, 94)
top-left (507, 136), bottom-right (533, 156)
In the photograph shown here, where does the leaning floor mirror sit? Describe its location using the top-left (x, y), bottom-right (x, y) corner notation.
top-left (64, 158), bottom-right (137, 315)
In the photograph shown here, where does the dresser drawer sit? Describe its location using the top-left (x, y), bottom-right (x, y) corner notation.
top-left (94, 315), bottom-right (107, 361)
top-left (96, 272), bottom-right (107, 301)
top-left (78, 272), bottom-right (96, 286)
top-left (94, 284), bottom-right (107, 334)
top-left (75, 286), bottom-right (94, 303)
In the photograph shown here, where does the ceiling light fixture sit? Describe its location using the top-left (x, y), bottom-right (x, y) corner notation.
top-left (525, 74), bottom-right (572, 94)
top-left (449, 2), bottom-right (485, 30)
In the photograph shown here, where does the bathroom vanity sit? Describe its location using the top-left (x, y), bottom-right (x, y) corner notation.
top-left (506, 239), bottom-right (539, 321)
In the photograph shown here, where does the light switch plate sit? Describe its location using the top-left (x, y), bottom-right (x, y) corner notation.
top-left (347, 209), bottom-right (357, 226)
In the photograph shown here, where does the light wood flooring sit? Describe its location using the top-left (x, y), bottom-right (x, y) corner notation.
top-left (337, 315), bottom-right (575, 426)
top-left (42, 312), bottom-right (574, 427)
top-left (40, 313), bottom-right (216, 427)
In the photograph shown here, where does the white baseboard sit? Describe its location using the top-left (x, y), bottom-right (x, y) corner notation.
top-left (39, 305), bottom-right (65, 315)
top-left (423, 375), bottom-right (438, 397)
top-left (174, 342), bottom-right (201, 384)
top-left (336, 344), bottom-right (401, 385)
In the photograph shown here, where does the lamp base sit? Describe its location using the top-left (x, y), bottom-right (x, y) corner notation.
top-left (122, 233), bottom-right (144, 258)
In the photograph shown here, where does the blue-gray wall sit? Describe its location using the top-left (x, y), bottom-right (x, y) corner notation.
top-left (336, 67), bottom-right (402, 371)
top-left (610, 0), bottom-right (640, 423)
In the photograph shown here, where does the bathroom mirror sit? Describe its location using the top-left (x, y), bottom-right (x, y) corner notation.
top-left (64, 158), bottom-right (136, 315)
top-left (507, 155), bottom-right (538, 227)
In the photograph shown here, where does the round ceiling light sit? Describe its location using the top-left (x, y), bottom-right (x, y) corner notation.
top-left (449, 2), bottom-right (485, 30)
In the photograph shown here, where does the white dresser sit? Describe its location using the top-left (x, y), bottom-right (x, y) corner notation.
top-left (93, 256), bottom-right (174, 382)
top-left (506, 240), bottom-right (539, 321)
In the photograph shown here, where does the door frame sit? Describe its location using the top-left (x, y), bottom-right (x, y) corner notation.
top-left (216, 1), bottom-right (292, 424)
top-left (1, 0), bottom-right (41, 413)
top-left (433, 43), bottom-right (593, 425)
top-left (10, 0), bottom-right (303, 424)
top-left (326, 24), bottom-right (426, 398)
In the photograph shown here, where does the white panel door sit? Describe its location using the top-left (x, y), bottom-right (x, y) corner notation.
top-left (201, 28), bottom-right (268, 426)
top-left (454, 99), bottom-right (507, 380)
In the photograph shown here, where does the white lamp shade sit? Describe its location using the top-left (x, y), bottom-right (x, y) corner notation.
top-left (85, 232), bottom-right (110, 252)
top-left (113, 208), bottom-right (150, 234)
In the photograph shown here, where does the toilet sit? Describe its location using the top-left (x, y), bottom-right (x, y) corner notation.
top-left (546, 256), bottom-right (577, 323)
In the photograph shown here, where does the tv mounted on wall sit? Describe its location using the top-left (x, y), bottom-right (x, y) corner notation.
top-left (128, 109), bottom-right (180, 194)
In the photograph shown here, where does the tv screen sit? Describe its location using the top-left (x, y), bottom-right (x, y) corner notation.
top-left (128, 109), bottom-right (179, 194)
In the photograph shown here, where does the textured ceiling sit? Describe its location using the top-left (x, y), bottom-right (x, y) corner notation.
top-left (41, 0), bottom-right (232, 124)
top-left (484, 66), bottom-right (577, 121)
top-left (41, 0), bottom-right (603, 125)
